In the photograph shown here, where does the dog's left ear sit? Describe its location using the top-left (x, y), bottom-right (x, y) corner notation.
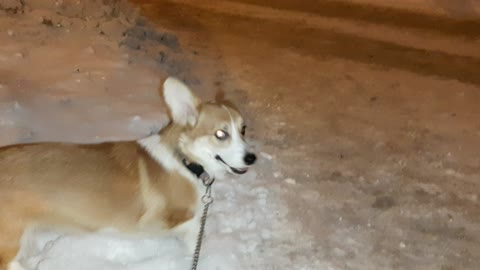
top-left (163, 77), bottom-right (200, 126)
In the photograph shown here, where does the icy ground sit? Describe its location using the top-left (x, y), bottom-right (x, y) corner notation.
top-left (3, 0), bottom-right (480, 270)
top-left (15, 168), bottom-right (316, 270)
top-left (0, 1), bottom-right (317, 270)
top-left (0, 5), bottom-right (166, 145)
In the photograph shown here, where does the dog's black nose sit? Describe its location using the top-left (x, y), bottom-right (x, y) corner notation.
top-left (244, 153), bottom-right (257, 165)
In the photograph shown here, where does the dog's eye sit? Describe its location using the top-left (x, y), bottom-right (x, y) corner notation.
top-left (241, 125), bottom-right (246, 136)
top-left (215, 130), bottom-right (229, 140)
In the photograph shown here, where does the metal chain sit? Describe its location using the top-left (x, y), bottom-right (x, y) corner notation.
top-left (191, 176), bottom-right (214, 270)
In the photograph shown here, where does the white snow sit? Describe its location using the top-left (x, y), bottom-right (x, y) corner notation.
top-left (284, 178), bottom-right (297, 185)
top-left (0, 3), bottom-right (168, 147)
top-left (12, 168), bottom-right (316, 270)
top-left (15, 227), bottom-right (237, 270)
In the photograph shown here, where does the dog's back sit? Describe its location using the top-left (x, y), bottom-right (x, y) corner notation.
top-left (0, 143), bottom-right (146, 268)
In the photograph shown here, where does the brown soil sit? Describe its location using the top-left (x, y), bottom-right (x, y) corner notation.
top-left (130, 1), bottom-right (480, 269)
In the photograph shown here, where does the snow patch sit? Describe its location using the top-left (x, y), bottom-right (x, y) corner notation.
top-left (15, 228), bottom-right (239, 270)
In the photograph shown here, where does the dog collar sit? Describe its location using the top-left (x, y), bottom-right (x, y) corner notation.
top-left (182, 158), bottom-right (214, 184)
top-left (175, 148), bottom-right (214, 184)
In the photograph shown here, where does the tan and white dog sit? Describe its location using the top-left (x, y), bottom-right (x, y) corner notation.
top-left (0, 77), bottom-right (256, 269)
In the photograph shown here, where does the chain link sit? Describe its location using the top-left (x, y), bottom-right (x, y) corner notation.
top-left (190, 180), bottom-right (214, 270)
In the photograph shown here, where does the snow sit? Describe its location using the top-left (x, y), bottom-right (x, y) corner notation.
top-left (12, 168), bottom-right (312, 270)
top-left (3, 0), bottom-right (480, 269)
top-left (0, 0), bottom-right (171, 147)
top-left (0, 2), bottom-right (321, 269)
top-left (16, 228), bottom-right (236, 270)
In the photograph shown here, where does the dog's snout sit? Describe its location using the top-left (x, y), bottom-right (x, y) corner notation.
top-left (244, 153), bottom-right (256, 165)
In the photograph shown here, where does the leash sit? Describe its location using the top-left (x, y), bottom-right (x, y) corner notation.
top-left (190, 172), bottom-right (214, 270)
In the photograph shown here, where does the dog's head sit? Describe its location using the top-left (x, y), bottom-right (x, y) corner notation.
top-left (163, 77), bottom-right (256, 179)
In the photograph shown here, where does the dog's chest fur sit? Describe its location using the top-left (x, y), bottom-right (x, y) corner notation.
top-left (137, 134), bottom-right (204, 230)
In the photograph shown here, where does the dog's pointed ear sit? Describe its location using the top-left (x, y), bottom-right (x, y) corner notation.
top-left (163, 77), bottom-right (200, 126)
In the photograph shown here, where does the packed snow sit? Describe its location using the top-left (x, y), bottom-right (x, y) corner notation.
top-left (12, 168), bottom-right (312, 270)
top-left (0, 1), bottom-right (320, 269)
top-left (13, 164), bottom-right (320, 270)
top-left (0, 0), bottom-right (189, 146)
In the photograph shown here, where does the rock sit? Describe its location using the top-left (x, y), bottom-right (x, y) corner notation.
top-left (157, 51), bottom-right (166, 63)
top-left (28, 9), bottom-right (64, 27)
top-left (120, 36), bottom-right (142, 50)
top-left (131, 115), bottom-right (141, 121)
top-left (123, 26), bottom-right (180, 50)
top-left (261, 229), bottom-right (272, 239)
top-left (26, 0), bottom-right (58, 11)
top-left (260, 152), bottom-right (273, 160)
top-left (284, 178), bottom-right (296, 185)
top-left (0, 0), bottom-right (24, 13)
top-left (13, 101), bottom-right (21, 111)
top-left (83, 46), bottom-right (95, 55)
top-left (100, 19), bottom-right (127, 40)
top-left (14, 52), bottom-right (24, 59)
top-left (444, 168), bottom-right (463, 177)
top-left (372, 196), bottom-right (395, 209)
top-left (333, 248), bottom-right (346, 257)
top-left (221, 227), bottom-right (233, 234)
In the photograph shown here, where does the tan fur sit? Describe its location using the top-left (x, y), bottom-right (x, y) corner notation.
top-left (183, 103), bottom-right (244, 156)
top-left (0, 140), bottom-right (198, 267)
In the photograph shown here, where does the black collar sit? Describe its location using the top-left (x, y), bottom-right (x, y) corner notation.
top-left (182, 158), bottom-right (206, 179)
top-left (176, 149), bottom-right (214, 185)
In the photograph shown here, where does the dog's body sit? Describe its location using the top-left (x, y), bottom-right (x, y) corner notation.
top-left (0, 77), bottom-right (256, 269)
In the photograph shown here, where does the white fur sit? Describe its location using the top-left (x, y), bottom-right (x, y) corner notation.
top-left (137, 158), bottom-right (167, 229)
top-left (172, 216), bottom-right (200, 253)
top-left (8, 261), bottom-right (25, 270)
top-left (137, 135), bottom-right (203, 251)
top-left (187, 136), bottom-right (228, 180)
top-left (185, 105), bottom-right (249, 179)
top-left (139, 78), bottom-right (209, 247)
top-left (218, 106), bottom-right (249, 169)
top-left (163, 77), bottom-right (199, 126)
top-left (138, 135), bottom-right (180, 172)
top-left (137, 76), bottom-right (254, 251)
top-left (163, 77), bottom-right (251, 178)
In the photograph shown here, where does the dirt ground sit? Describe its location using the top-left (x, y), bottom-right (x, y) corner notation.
top-left (0, 0), bottom-right (479, 269)
top-left (130, 1), bottom-right (480, 269)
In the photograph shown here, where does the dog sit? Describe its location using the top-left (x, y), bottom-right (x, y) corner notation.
top-left (0, 77), bottom-right (256, 269)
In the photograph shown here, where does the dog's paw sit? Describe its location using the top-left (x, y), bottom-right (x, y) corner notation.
top-left (8, 261), bottom-right (25, 270)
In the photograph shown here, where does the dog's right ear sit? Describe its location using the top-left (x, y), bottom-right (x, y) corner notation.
top-left (163, 77), bottom-right (200, 126)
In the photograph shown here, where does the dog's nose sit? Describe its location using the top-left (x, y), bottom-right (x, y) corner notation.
top-left (244, 153), bottom-right (257, 165)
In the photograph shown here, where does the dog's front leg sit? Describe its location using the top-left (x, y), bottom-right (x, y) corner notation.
top-left (0, 221), bottom-right (25, 270)
top-left (173, 217), bottom-right (200, 253)
top-left (7, 261), bottom-right (26, 270)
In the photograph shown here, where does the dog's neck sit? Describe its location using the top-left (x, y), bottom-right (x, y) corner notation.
top-left (152, 123), bottom-right (216, 182)
top-left (175, 149), bottom-right (213, 182)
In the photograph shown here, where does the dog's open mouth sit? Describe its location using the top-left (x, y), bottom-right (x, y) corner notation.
top-left (215, 155), bottom-right (248, 174)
